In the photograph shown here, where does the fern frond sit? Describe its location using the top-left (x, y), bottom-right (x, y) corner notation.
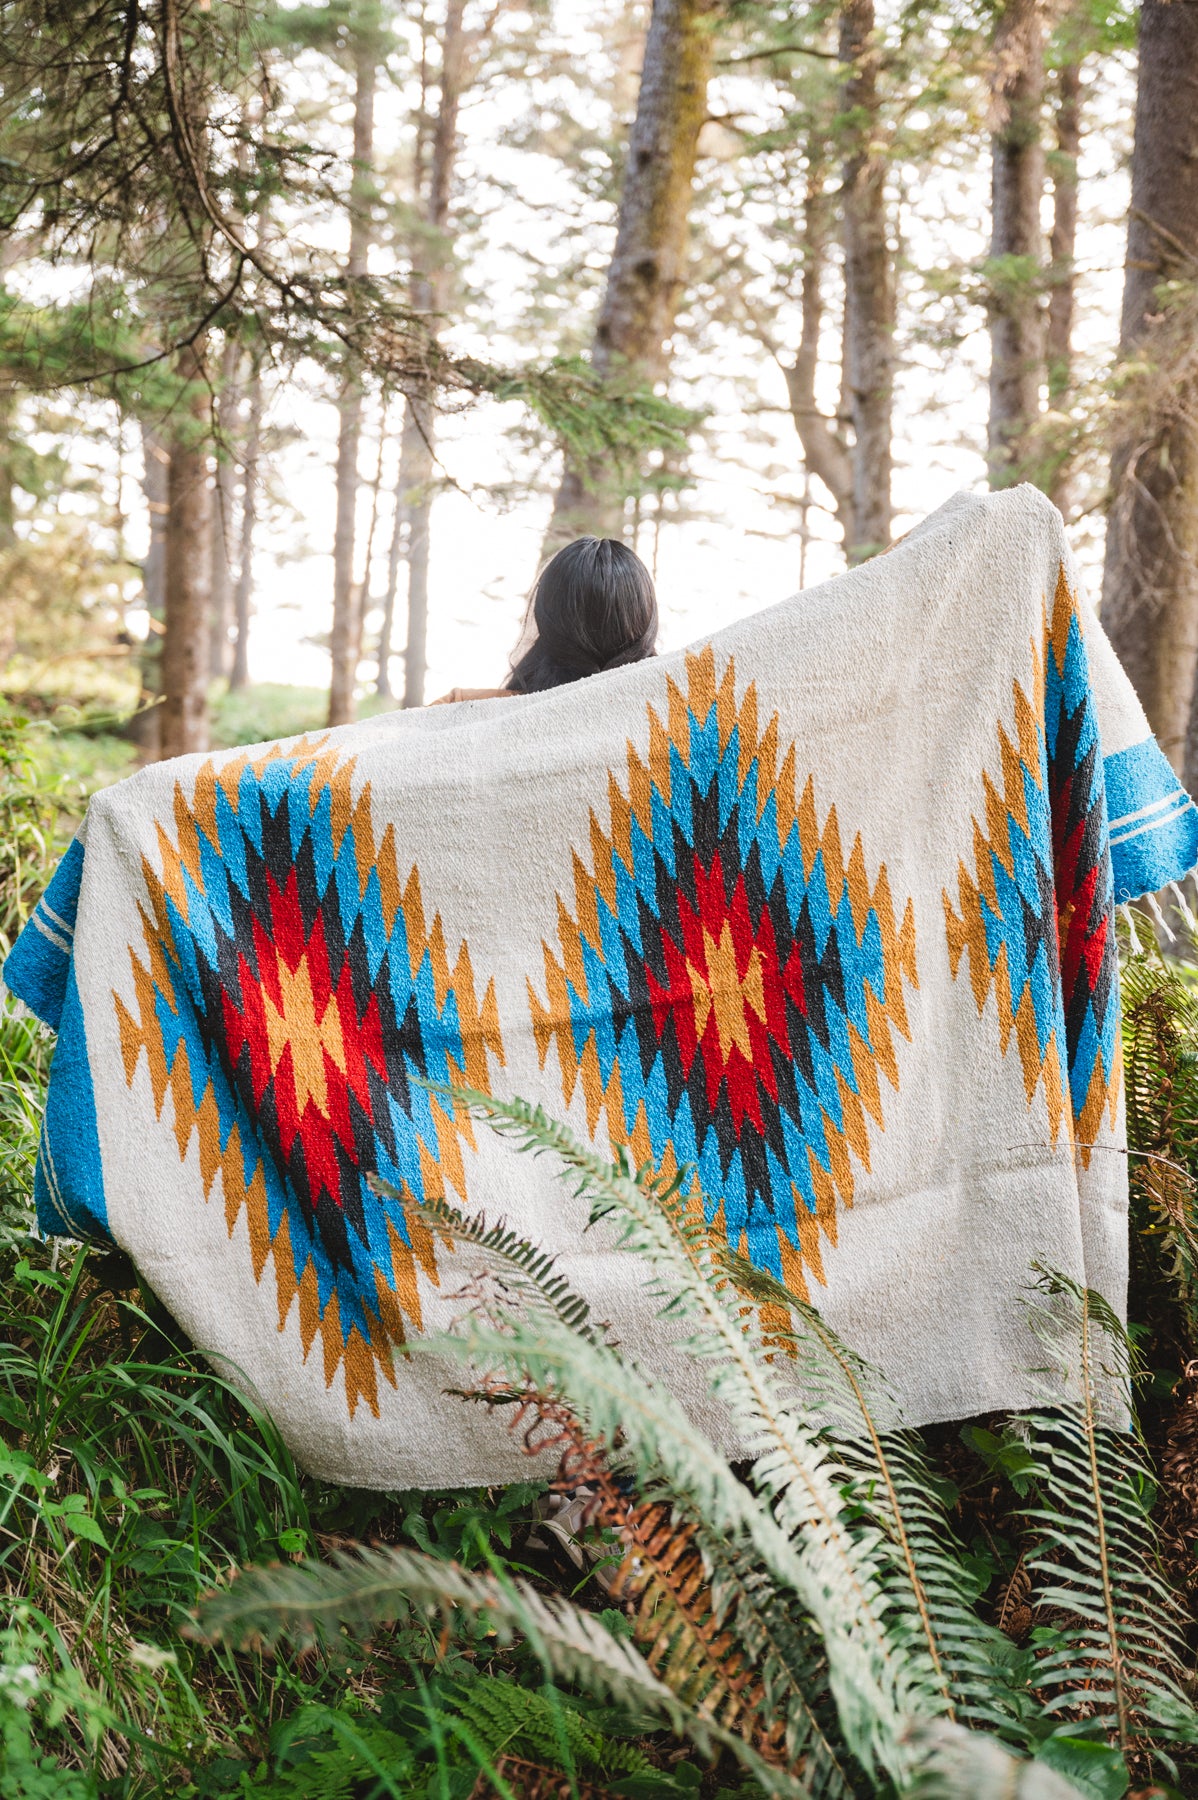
top-left (388, 1114), bottom-right (863, 1785)
top-left (719, 1252), bottom-right (1030, 1745)
top-left (1122, 957), bottom-right (1198, 1353)
top-left (612, 1501), bottom-right (860, 1800)
top-left (433, 1302), bottom-right (909, 1786)
top-left (523, 1400), bottom-right (856, 1799)
top-left (571, 1444), bottom-right (856, 1800)
top-left (378, 1155), bottom-right (860, 1781)
top-left (369, 1177), bottom-right (604, 1345)
top-left (195, 1544), bottom-right (813, 1800)
top-left (1019, 1271), bottom-right (1198, 1755)
top-left (437, 1086), bottom-right (944, 1783)
top-left (903, 1719), bottom-right (1097, 1798)
top-left (438, 1675), bottom-right (650, 1778)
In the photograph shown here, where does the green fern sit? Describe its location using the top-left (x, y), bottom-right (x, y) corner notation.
top-left (1018, 1271), bottom-right (1198, 1761)
top-left (717, 1251), bottom-right (1030, 1746)
top-left (198, 1091), bottom-right (1198, 1799)
top-left (193, 1543), bottom-right (809, 1800)
top-left (1122, 953), bottom-right (1198, 1354)
top-left (377, 1176), bottom-right (861, 1792)
top-left (433, 1087), bottom-right (932, 1787)
top-left (563, 1444), bottom-right (855, 1797)
top-left (367, 1175), bottom-right (605, 1347)
top-left (438, 1675), bottom-right (652, 1778)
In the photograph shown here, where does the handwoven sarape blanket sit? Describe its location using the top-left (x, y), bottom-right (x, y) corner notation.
top-left (8, 487), bottom-right (1198, 1487)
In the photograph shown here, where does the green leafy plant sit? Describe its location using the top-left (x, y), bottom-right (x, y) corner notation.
top-left (1122, 951), bottom-right (1198, 1358)
top-left (196, 1092), bottom-right (1198, 1798)
top-left (0, 705), bottom-right (62, 957)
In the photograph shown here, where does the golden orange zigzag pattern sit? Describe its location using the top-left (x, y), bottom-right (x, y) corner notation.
top-left (942, 566), bottom-right (1121, 1163)
top-left (113, 736), bottom-right (504, 1418)
top-left (528, 646), bottom-right (919, 1303)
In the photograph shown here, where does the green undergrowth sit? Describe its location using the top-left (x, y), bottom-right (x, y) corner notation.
top-left (210, 682), bottom-right (399, 749)
top-left (0, 1160), bottom-right (612, 1796)
top-left (0, 682), bottom-right (400, 931)
top-left (4, 717), bottom-right (1198, 1797)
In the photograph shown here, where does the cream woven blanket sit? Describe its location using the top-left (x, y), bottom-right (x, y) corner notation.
top-left (8, 487), bottom-right (1197, 1487)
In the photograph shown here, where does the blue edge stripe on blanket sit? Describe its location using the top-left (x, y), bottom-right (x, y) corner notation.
top-left (6, 737), bottom-right (1198, 1245)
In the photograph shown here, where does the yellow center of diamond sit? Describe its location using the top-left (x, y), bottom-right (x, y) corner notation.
top-left (263, 952), bottom-right (347, 1117)
top-left (688, 921), bottom-right (767, 1064)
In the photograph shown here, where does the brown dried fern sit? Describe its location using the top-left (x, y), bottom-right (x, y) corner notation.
top-left (492, 1378), bottom-right (785, 1760)
top-left (470, 1754), bottom-right (625, 1800)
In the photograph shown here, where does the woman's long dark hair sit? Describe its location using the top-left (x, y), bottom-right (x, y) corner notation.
top-left (507, 537), bottom-right (658, 694)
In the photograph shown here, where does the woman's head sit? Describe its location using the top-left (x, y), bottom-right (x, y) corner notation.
top-left (508, 537), bottom-right (658, 694)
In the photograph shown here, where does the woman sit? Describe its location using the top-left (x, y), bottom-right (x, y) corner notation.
top-left (432, 535), bottom-right (658, 705)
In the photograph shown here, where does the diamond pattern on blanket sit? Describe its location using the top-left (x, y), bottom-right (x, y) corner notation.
top-left (943, 565), bottom-right (1120, 1158)
top-left (529, 647), bottom-right (919, 1300)
top-left (113, 738), bottom-right (504, 1416)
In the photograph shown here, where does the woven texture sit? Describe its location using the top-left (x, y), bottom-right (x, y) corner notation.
top-left (8, 487), bottom-right (1198, 1486)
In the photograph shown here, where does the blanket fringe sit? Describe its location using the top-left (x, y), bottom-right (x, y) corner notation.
top-left (1120, 903), bottom-right (1143, 955)
top-left (1146, 890), bottom-right (1175, 943)
top-left (1120, 867), bottom-right (1198, 955)
top-left (1172, 878), bottom-right (1198, 935)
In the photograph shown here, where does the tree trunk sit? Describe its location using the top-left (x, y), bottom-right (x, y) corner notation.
top-left (0, 391), bottom-right (17, 550)
top-left (838, 0), bottom-right (894, 561)
top-left (375, 460), bottom-right (405, 699)
top-left (987, 0), bottom-right (1047, 488)
top-left (780, 150), bottom-right (854, 543)
top-left (1046, 58), bottom-right (1081, 512)
top-left (229, 356), bottom-right (263, 693)
top-left (160, 341), bottom-right (211, 760)
top-left (133, 424), bottom-right (169, 759)
top-left (401, 400), bottom-right (435, 708)
top-left (327, 27), bottom-right (378, 728)
top-left (401, 0), bottom-right (469, 709)
top-left (207, 337), bottom-right (239, 680)
top-left (546, 0), bottom-right (715, 547)
top-left (1100, 0), bottom-right (1198, 780)
top-left (353, 416), bottom-right (387, 681)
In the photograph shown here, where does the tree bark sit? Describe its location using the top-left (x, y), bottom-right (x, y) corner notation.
top-left (401, 401), bottom-right (435, 708)
top-left (780, 151), bottom-right (854, 543)
top-left (132, 424), bottom-right (169, 760)
top-left (838, 0), bottom-right (894, 560)
top-left (1100, 0), bottom-right (1198, 780)
top-left (375, 461), bottom-right (405, 698)
top-left (229, 356), bottom-right (263, 693)
top-left (327, 26), bottom-right (378, 728)
top-left (401, 0), bottom-right (469, 709)
top-left (0, 391), bottom-right (17, 550)
top-left (160, 341), bottom-right (211, 759)
top-left (1046, 58), bottom-right (1081, 512)
top-left (207, 336), bottom-right (239, 680)
top-left (987, 0), bottom-right (1047, 488)
top-left (546, 0), bottom-right (715, 547)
